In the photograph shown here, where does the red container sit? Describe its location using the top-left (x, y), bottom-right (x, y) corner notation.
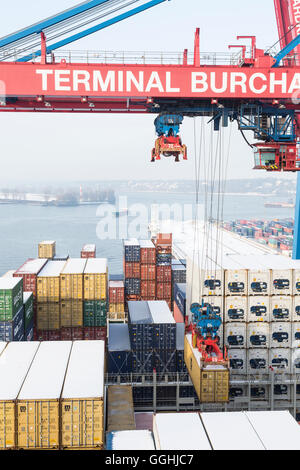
top-left (124, 261), bottom-right (140, 279)
top-left (109, 281), bottom-right (125, 303)
top-left (156, 245), bottom-right (172, 255)
top-left (156, 282), bottom-right (172, 299)
top-left (61, 327), bottom-right (84, 340)
top-left (83, 327), bottom-right (107, 341)
top-left (156, 265), bottom-right (172, 283)
top-left (140, 264), bottom-right (156, 281)
top-left (140, 280), bottom-right (156, 298)
top-left (140, 247), bottom-right (156, 264)
top-left (173, 301), bottom-right (184, 323)
top-left (14, 258), bottom-right (48, 297)
top-left (34, 329), bottom-right (61, 341)
top-left (81, 244), bottom-right (96, 258)
top-left (156, 233), bottom-right (172, 245)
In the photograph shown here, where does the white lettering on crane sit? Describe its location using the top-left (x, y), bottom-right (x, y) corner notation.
top-left (288, 73), bottom-right (300, 93)
top-left (210, 72), bottom-right (228, 93)
top-left (292, 0), bottom-right (300, 34)
top-left (145, 72), bottom-right (164, 92)
top-left (166, 71), bottom-right (180, 92)
top-left (55, 70), bottom-right (71, 91)
top-left (118, 71), bottom-right (124, 92)
top-left (191, 72), bottom-right (208, 92)
top-left (270, 72), bottom-right (287, 93)
top-left (93, 71), bottom-right (115, 92)
top-left (230, 72), bottom-right (247, 93)
top-left (249, 73), bottom-right (267, 94)
top-left (73, 70), bottom-right (91, 91)
top-left (36, 70), bottom-right (53, 91)
top-left (126, 71), bottom-right (144, 92)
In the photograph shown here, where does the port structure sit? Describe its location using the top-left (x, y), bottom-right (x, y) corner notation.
top-left (0, 0), bottom-right (300, 254)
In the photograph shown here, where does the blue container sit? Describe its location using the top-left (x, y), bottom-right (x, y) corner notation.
top-left (179, 259), bottom-right (186, 267)
top-left (132, 349), bottom-right (153, 373)
top-left (128, 301), bottom-right (153, 350)
top-left (174, 283), bottom-right (186, 316)
top-left (171, 259), bottom-right (182, 266)
top-left (124, 239), bottom-right (140, 262)
top-left (156, 253), bottom-right (172, 265)
top-left (153, 349), bottom-right (177, 373)
top-left (24, 318), bottom-right (34, 342)
top-left (108, 323), bottom-right (132, 374)
top-left (125, 278), bottom-right (140, 295)
top-left (133, 387), bottom-right (153, 405)
top-left (109, 274), bottom-right (124, 281)
top-left (172, 265), bottom-right (186, 284)
top-left (0, 306), bottom-right (24, 341)
top-left (148, 301), bottom-right (176, 350)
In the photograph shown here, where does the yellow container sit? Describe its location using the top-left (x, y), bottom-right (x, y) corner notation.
top-left (107, 386), bottom-right (135, 433)
top-left (60, 301), bottom-right (83, 327)
top-left (109, 303), bottom-right (124, 314)
top-left (108, 311), bottom-right (126, 322)
top-left (61, 398), bottom-right (104, 449)
top-left (184, 334), bottom-right (201, 399)
top-left (38, 241), bottom-right (56, 259)
top-left (36, 303), bottom-right (60, 330)
top-left (17, 400), bottom-right (60, 449)
top-left (0, 402), bottom-right (15, 449)
top-left (37, 261), bottom-right (66, 302)
top-left (84, 273), bottom-right (107, 300)
top-left (60, 259), bottom-right (87, 300)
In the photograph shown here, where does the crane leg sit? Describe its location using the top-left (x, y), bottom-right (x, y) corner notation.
top-left (293, 172), bottom-right (300, 259)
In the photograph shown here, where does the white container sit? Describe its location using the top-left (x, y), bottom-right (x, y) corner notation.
top-left (107, 430), bottom-right (155, 450)
top-left (217, 324), bottom-right (224, 349)
top-left (273, 384), bottom-right (291, 401)
top-left (292, 296), bottom-right (300, 321)
top-left (221, 258), bottom-right (248, 296)
top-left (229, 254), bottom-right (270, 296)
top-left (225, 297), bottom-right (247, 323)
top-left (269, 348), bottom-right (291, 373)
top-left (186, 255), bottom-right (223, 302)
top-left (259, 255), bottom-right (293, 295)
top-left (291, 349), bottom-right (300, 372)
top-left (229, 384), bottom-right (248, 400)
top-left (201, 296), bottom-right (223, 317)
top-left (248, 297), bottom-right (270, 323)
top-left (228, 349), bottom-right (247, 374)
top-left (271, 322), bottom-right (291, 348)
top-left (270, 296), bottom-right (292, 322)
top-left (286, 259), bottom-right (300, 295)
top-left (248, 349), bottom-right (269, 373)
top-left (247, 323), bottom-right (270, 348)
top-left (225, 323), bottom-right (246, 348)
top-left (292, 323), bottom-right (300, 348)
top-left (250, 384), bottom-right (269, 401)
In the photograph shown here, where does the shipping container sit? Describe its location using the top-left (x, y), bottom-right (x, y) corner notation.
top-left (200, 412), bottom-right (265, 450)
top-left (229, 254), bottom-right (270, 296)
top-left (0, 305), bottom-right (24, 341)
top-left (271, 322), bottom-right (291, 348)
top-left (132, 349), bottom-right (154, 374)
top-left (128, 301), bottom-right (153, 350)
top-left (83, 300), bottom-right (107, 327)
top-left (60, 259), bottom-right (87, 300)
top-left (228, 349), bottom-right (247, 375)
top-left (23, 292), bottom-right (34, 330)
top-left (223, 258), bottom-right (248, 296)
top-left (36, 302), bottom-right (60, 330)
top-left (201, 296), bottom-right (223, 316)
top-left (186, 256), bottom-right (223, 305)
top-left (38, 241), bottom-right (56, 259)
top-left (60, 327), bottom-right (84, 341)
top-left (17, 341), bottom-right (72, 450)
top-left (140, 280), bottom-right (156, 299)
top-left (125, 278), bottom-right (141, 296)
top-left (0, 342), bottom-right (40, 450)
top-left (109, 281), bottom-right (125, 304)
top-left (124, 262), bottom-right (141, 279)
top-left (293, 296), bottom-right (300, 321)
top-left (153, 413), bottom-right (211, 450)
top-left (156, 253), bottom-right (172, 266)
top-left (34, 329), bottom-right (61, 341)
top-left (156, 265), bottom-right (171, 283)
top-left (156, 282), bottom-right (172, 300)
top-left (292, 322), bottom-right (300, 348)
top-left (106, 430), bottom-right (155, 450)
top-left (156, 233), bottom-right (172, 246)
top-left (81, 244), bottom-right (96, 259)
top-left (225, 323), bottom-right (246, 348)
top-left (251, 385), bottom-right (269, 401)
top-left (269, 348), bottom-right (291, 372)
top-left (24, 320), bottom-right (34, 342)
top-left (37, 261), bottom-right (66, 303)
top-left (83, 326), bottom-right (107, 341)
top-left (225, 296), bottom-right (247, 322)
top-left (106, 386), bottom-right (135, 432)
top-left (124, 239), bottom-right (140, 263)
top-left (84, 258), bottom-right (108, 301)
top-left (140, 264), bottom-right (156, 281)
top-left (60, 300), bottom-right (83, 328)
top-left (248, 349), bottom-right (269, 373)
top-left (0, 277), bottom-right (23, 322)
top-left (248, 296), bottom-right (270, 323)
top-left (153, 349), bottom-right (177, 374)
top-left (259, 255), bottom-right (293, 295)
top-left (148, 301), bottom-right (176, 350)
top-left (173, 283), bottom-right (186, 317)
top-left (61, 341), bottom-right (105, 450)
top-left (247, 323), bottom-right (269, 348)
top-left (139, 240), bottom-right (156, 265)
top-left (173, 301), bottom-right (184, 323)
top-left (14, 258), bottom-right (48, 297)
top-left (108, 323), bottom-right (132, 374)
top-left (171, 265), bottom-right (186, 284)
top-left (270, 296), bottom-right (292, 322)
top-left (109, 302), bottom-right (125, 314)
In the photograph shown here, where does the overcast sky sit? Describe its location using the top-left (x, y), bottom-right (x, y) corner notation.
top-left (0, 0), bottom-right (286, 182)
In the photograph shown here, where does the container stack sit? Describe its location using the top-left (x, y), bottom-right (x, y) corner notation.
top-left (173, 283), bottom-right (186, 323)
top-left (60, 258), bottom-right (87, 340)
top-left (36, 260), bottom-right (66, 340)
top-left (23, 292), bottom-right (34, 341)
top-left (124, 239), bottom-right (141, 302)
top-left (154, 234), bottom-right (173, 310)
top-left (81, 244), bottom-right (96, 259)
top-left (107, 323), bottom-right (132, 374)
top-left (108, 280), bottom-right (126, 322)
top-left (83, 258), bottom-right (108, 340)
top-left (38, 241), bottom-right (56, 259)
top-left (140, 240), bottom-right (156, 301)
top-left (0, 277), bottom-right (24, 341)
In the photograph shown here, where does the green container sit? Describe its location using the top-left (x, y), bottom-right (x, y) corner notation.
top-left (0, 277), bottom-right (23, 322)
top-left (23, 292), bottom-right (34, 329)
top-left (83, 300), bottom-right (107, 327)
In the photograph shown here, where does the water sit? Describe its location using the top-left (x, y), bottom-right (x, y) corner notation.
top-left (0, 191), bottom-right (295, 275)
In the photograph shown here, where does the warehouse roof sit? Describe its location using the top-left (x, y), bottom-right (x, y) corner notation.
top-left (0, 342), bottom-right (40, 401)
top-left (14, 258), bottom-right (48, 275)
top-left (61, 258), bottom-right (87, 274)
top-left (62, 341), bottom-right (105, 399)
top-left (84, 258), bottom-right (107, 274)
top-left (18, 341), bottom-right (72, 400)
top-left (108, 324), bottom-right (131, 351)
top-left (106, 431), bottom-right (155, 450)
top-left (0, 277), bottom-right (22, 290)
top-left (38, 260), bottom-right (66, 277)
top-left (148, 301), bottom-right (175, 324)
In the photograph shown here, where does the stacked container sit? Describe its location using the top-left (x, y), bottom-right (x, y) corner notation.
top-left (38, 241), bottom-right (56, 259)
top-left (0, 277), bottom-right (24, 341)
top-left (60, 259), bottom-right (87, 340)
top-left (107, 323), bottom-right (132, 374)
top-left (171, 259), bottom-right (186, 310)
top-left (108, 280), bottom-right (125, 321)
top-left (140, 240), bottom-right (156, 301)
top-left (81, 244), bottom-right (96, 259)
top-left (83, 258), bottom-right (108, 340)
top-left (23, 292), bottom-right (34, 341)
top-left (124, 239), bottom-right (141, 301)
top-left (173, 283), bottom-right (186, 323)
top-left (154, 234), bottom-right (172, 310)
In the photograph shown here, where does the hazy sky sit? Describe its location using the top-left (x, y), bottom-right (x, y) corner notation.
top-left (0, 0), bottom-right (287, 182)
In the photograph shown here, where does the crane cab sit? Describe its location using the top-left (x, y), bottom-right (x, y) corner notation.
top-left (253, 142), bottom-right (300, 171)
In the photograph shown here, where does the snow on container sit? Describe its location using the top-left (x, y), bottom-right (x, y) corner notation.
top-left (61, 340), bottom-right (105, 450)
top-left (37, 260), bottom-right (66, 302)
top-left (124, 239), bottom-right (140, 263)
top-left (14, 258), bottom-right (48, 297)
top-left (60, 259), bottom-right (87, 300)
top-left (38, 241), bottom-right (56, 259)
top-left (248, 296), bottom-right (270, 323)
top-left (0, 277), bottom-right (23, 322)
top-left (247, 323), bottom-right (270, 348)
top-left (271, 322), bottom-right (291, 348)
top-left (153, 413), bottom-right (211, 450)
top-left (84, 258), bottom-right (108, 300)
top-left (106, 430), bottom-right (155, 450)
top-left (225, 296), bottom-right (247, 322)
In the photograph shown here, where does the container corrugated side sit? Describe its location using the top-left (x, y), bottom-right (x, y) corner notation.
top-left (0, 277), bottom-right (23, 321)
top-left (107, 386), bottom-right (135, 433)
